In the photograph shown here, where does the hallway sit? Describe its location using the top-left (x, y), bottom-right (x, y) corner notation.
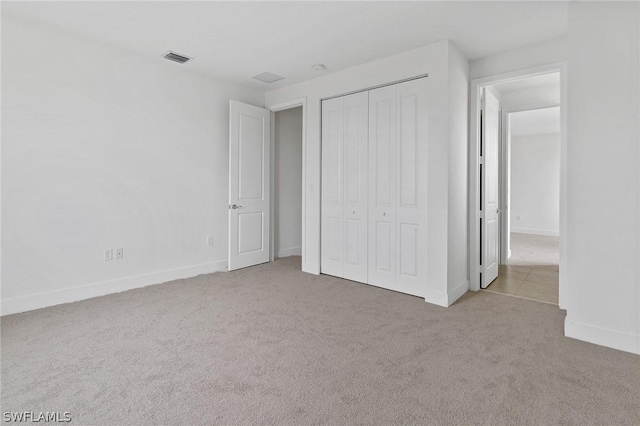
top-left (484, 233), bottom-right (559, 304)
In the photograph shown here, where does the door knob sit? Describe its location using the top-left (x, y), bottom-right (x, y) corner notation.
top-left (352, 210), bottom-right (356, 214)
top-left (382, 212), bottom-right (386, 216)
top-left (231, 204), bottom-right (243, 209)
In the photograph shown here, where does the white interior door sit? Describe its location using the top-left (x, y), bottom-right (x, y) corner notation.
top-left (394, 78), bottom-right (428, 296)
top-left (321, 96), bottom-right (344, 278)
top-left (228, 100), bottom-right (270, 271)
top-left (342, 92), bottom-right (369, 283)
top-left (320, 92), bottom-right (368, 283)
top-left (368, 78), bottom-right (427, 297)
top-left (368, 84), bottom-right (397, 288)
top-left (481, 88), bottom-right (500, 288)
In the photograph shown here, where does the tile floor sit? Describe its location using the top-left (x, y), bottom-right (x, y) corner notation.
top-left (484, 233), bottom-right (559, 304)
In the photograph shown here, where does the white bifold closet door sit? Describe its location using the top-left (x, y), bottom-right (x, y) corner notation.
top-left (321, 77), bottom-right (427, 297)
top-left (321, 91), bottom-right (369, 283)
top-left (368, 78), bottom-right (428, 297)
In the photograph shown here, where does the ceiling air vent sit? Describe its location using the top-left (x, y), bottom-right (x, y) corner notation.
top-left (252, 72), bottom-right (285, 84)
top-left (163, 51), bottom-right (192, 64)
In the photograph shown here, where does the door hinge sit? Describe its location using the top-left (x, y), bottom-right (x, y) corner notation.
top-left (479, 156), bottom-right (484, 165)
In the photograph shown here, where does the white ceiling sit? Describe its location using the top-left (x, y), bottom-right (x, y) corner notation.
top-left (510, 106), bottom-right (560, 137)
top-left (3, 1), bottom-right (569, 91)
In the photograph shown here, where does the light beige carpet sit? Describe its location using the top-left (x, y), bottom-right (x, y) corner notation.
top-left (2, 256), bottom-right (639, 425)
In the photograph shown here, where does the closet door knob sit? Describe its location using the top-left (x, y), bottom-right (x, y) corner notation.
top-left (382, 212), bottom-right (386, 216)
top-left (352, 210), bottom-right (356, 214)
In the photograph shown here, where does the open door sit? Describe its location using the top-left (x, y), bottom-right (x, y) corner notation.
top-left (481, 88), bottom-right (500, 288)
top-left (228, 100), bottom-right (271, 271)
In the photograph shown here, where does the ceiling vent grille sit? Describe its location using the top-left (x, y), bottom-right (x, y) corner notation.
top-left (252, 72), bottom-right (285, 84)
top-left (163, 51), bottom-right (192, 64)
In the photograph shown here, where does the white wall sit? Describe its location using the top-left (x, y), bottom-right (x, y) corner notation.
top-left (447, 44), bottom-right (470, 304)
top-left (265, 40), bottom-right (469, 307)
top-left (274, 107), bottom-right (303, 258)
top-left (470, 37), bottom-right (567, 80)
top-left (500, 85), bottom-right (560, 112)
top-left (565, 2), bottom-right (640, 354)
top-left (1, 13), bottom-right (264, 314)
top-left (510, 133), bottom-right (560, 236)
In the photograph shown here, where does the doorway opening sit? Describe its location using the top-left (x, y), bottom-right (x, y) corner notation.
top-left (489, 103), bottom-right (560, 304)
top-left (470, 64), bottom-right (566, 307)
top-left (272, 106), bottom-right (303, 260)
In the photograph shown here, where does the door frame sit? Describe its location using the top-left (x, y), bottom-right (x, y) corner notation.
top-left (468, 62), bottom-right (568, 308)
top-left (267, 98), bottom-right (307, 263)
top-left (499, 104), bottom-right (561, 266)
top-left (499, 108), bottom-right (510, 265)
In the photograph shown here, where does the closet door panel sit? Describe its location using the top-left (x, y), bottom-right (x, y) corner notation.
top-left (375, 221), bottom-right (393, 271)
top-left (395, 78), bottom-right (428, 297)
top-left (399, 223), bottom-right (418, 277)
top-left (342, 92), bottom-right (369, 283)
top-left (368, 85), bottom-right (397, 287)
top-left (321, 97), bottom-right (344, 277)
top-left (322, 77), bottom-right (427, 298)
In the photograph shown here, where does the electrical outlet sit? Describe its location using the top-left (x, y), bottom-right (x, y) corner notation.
top-left (104, 249), bottom-right (113, 261)
top-left (207, 236), bottom-right (214, 246)
top-left (115, 248), bottom-right (124, 260)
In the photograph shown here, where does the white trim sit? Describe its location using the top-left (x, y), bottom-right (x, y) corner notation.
top-left (469, 62), bottom-right (567, 293)
top-left (506, 103), bottom-right (560, 114)
top-left (0, 260), bottom-right (227, 316)
top-left (499, 109), bottom-right (510, 265)
top-left (638, 38), bottom-right (640, 348)
top-left (565, 317), bottom-right (640, 355)
top-left (267, 97), bottom-right (308, 272)
top-left (270, 112), bottom-right (276, 262)
top-left (423, 289), bottom-right (449, 308)
top-left (423, 280), bottom-right (469, 308)
top-left (448, 280), bottom-right (470, 306)
top-left (276, 246), bottom-right (302, 258)
top-left (557, 63), bottom-right (568, 310)
top-left (511, 228), bottom-right (559, 237)
top-left (321, 73), bottom-right (429, 101)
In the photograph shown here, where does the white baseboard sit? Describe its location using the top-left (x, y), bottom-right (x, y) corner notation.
top-left (511, 228), bottom-right (559, 237)
top-left (565, 317), bottom-right (640, 355)
top-left (276, 246), bottom-right (302, 258)
top-left (448, 280), bottom-right (470, 306)
top-left (1, 260), bottom-right (228, 316)
top-left (424, 280), bottom-right (470, 307)
top-left (423, 288), bottom-right (449, 307)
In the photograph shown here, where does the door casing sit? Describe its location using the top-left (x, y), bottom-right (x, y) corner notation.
top-left (268, 98), bottom-right (307, 263)
top-left (468, 62), bottom-right (568, 309)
